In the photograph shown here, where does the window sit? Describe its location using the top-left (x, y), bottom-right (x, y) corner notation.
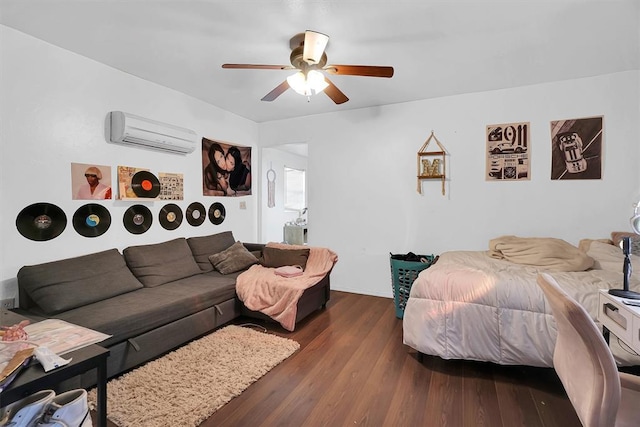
top-left (284, 167), bottom-right (306, 211)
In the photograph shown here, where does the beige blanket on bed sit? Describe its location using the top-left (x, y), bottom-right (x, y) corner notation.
top-left (488, 235), bottom-right (594, 272)
top-left (236, 243), bottom-right (338, 331)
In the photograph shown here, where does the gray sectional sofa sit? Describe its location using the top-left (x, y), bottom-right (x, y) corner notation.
top-left (14, 231), bottom-right (331, 388)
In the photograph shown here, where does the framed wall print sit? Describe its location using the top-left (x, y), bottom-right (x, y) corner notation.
top-left (486, 122), bottom-right (530, 181)
top-left (158, 172), bottom-right (184, 200)
top-left (550, 116), bottom-right (602, 180)
top-left (71, 162), bottom-right (112, 200)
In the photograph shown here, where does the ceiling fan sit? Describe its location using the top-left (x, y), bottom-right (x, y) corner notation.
top-left (222, 30), bottom-right (394, 104)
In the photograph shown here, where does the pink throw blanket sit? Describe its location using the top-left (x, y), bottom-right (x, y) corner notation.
top-left (236, 243), bottom-right (338, 331)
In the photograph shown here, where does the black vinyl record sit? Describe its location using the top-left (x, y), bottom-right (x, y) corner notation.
top-left (131, 171), bottom-right (161, 198)
top-left (123, 204), bottom-right (153, 234)
top-left (73, 204), bottom-right (111, 238)
top-left (208, 202), bottom-right (226, 225)
top-left (159, 203), bottom-right (183, 230)
top-left (186, 202), bottom-right (206, 227)
top-left (16, 202), bottom-right (67, 241)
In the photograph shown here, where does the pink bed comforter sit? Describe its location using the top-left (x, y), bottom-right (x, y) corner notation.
top-left (236, 243), bottom-right (338, 331)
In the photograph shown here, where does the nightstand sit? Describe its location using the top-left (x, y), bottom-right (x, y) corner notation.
top-left (597, 290), bottom-right (640, 354)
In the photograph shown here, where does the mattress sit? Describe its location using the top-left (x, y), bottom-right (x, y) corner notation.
top-left (402, 241), bottom-right (640, 367)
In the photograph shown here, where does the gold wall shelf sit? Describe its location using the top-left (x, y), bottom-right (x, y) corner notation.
top-left (417, 131), bottom-right (447, 195)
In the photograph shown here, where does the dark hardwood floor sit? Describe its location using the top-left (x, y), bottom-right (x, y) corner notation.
top-left (99, 291), bottom-right (581, 426)
top-left (202, 291), bottom-right (580, 427)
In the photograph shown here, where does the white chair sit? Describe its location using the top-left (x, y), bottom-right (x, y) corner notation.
top-left (537, 273), bottom-right (640, 427)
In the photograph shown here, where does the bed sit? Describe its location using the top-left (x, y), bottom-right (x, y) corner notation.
top-left (402, 236), bottom-right (640, 367)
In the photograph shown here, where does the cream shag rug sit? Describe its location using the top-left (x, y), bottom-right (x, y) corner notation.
top-left (87, 325), bottom-right (299, 427)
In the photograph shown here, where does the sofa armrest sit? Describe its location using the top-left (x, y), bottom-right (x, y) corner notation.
top-left (18, 285), bottom-right (36, 311)
top-left (242, 242), bottom-right (265, 255)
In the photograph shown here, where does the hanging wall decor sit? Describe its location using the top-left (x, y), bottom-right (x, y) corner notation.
top-left (123, 204), bottom-right (152, 234)
top-left (208, 202), bottom-right (226, 225)
top-left (117, 165), bottom-right (159, 200)
top-left (202, 137), bottom-right (252, 197)
top-left (486, 122), bottom-right (530, 181)
top-left (71, 162), bottom-right (113, 200)
top-left (417, 131), bottom-right (447, 195)
top-left (549, 116), bottom-right (602, 180)
top-left (72, 203), bottom-right (111, 238)
top-left (16, 202), bottom-right (67, 241)
top-left (158, 172), bottom-right (184, 200)
top-left (159, 203), bottom-right (183, 230)
top-left (267, 164), bottom-right (276, 208)
top-left (186, 202), bottom-right (206, 227)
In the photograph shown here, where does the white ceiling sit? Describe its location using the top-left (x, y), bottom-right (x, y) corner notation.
top-left (1, 1), bottom-right (639, 123)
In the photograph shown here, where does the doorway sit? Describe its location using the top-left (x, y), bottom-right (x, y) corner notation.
top-left (259, 143), bottom-right (308, 243)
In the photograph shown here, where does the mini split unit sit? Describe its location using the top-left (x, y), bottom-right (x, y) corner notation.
top-left (108, 111), bottom-right (198, 154)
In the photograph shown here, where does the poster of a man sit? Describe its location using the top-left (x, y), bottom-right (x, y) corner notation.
top-left (71, 163), bottom-right (112, 200)
top-left (202, 138), bottom-right (252, 197)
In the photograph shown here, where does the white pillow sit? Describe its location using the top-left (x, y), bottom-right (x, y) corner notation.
top-left (586, 240), bottom-right (640, 271)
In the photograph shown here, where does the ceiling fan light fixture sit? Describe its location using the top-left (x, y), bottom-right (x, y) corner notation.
top-left (223, 30), bottom-right (391, 104)
top-left (286, 70), bottom-right (329, 97)
top-left (302, 30), bottom-right (329, 64)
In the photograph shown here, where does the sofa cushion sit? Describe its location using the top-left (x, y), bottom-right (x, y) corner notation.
top-left (17, 249), bottom-right (143, 315)
top-left (123, 238), bottom-right (202, 287)
top-left (54, 274), bottom-right (239, 346)
top-left (261, 246), bottom-right (310, 270)
top-left (208, 241), bottom-right (259, 274)
top-left (187, 231), bottom-right (236, 272)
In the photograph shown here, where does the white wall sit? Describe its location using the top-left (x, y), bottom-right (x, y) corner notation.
top-left (0, 26), bottom-right (259, 300)
top-left (637, 69), bottom-right (640, 192)
top-left (2, 25), bottom-right (639, 303)
top-left (260, 71), bottom-right (640, 297)
top-left (259, 147), bottom-right (308, 243)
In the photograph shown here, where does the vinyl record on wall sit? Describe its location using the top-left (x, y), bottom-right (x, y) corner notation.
top-left (131, 171), bottom-right (161, 198)
top-left (123, 204), bottom-right (153, 234)
top-left (186, 202), bottom-right (206, 227)
top-left (73, 204), bottom-right (111, 237)
top-left (159, 203), bottom-right (183, 231)
top-left (16, 202), bottom-right (67, 241)
top-left (208, 202), bottom-right (226, 225)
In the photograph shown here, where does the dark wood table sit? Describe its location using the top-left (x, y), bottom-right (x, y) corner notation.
top-left (0, 311), bottom-right (110, 427)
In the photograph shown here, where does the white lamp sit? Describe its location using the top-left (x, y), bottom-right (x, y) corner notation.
top-left (286, 70), bottom-right (329, 97)
top-left (631, 201), bottom-right (640, 234)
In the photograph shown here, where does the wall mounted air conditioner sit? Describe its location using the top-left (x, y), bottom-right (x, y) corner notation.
top-left (108, 111), bottom-right (197, 154)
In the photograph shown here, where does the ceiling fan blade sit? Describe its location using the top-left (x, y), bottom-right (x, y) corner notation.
top-left (303, 30), bottom-right (329, 65)
top-left (323, 77), bottom-right (349, 104)
top-left (324, 65), bottom-right (394, 78)
top-left (222, 64), bottom-right (294, 70)
top-left (261, 80), bottom-right (290, 102)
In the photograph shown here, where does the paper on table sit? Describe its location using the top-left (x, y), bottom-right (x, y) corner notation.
top-left (0, 319), bottom-right (110, 372)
